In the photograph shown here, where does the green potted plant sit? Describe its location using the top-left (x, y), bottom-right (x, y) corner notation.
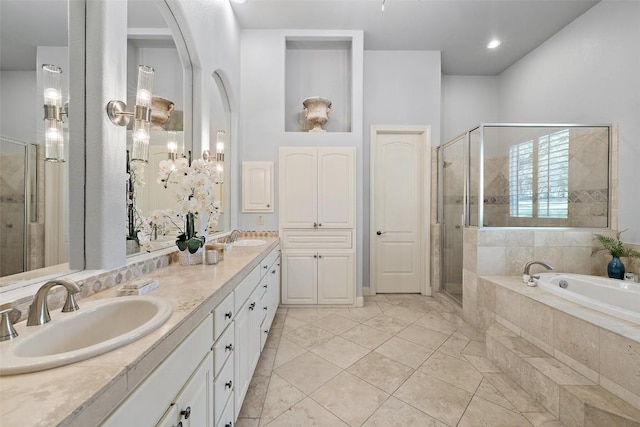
top-left (593, 229), bottom-right (640, 279)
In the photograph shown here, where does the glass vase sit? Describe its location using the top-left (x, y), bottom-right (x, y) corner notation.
top-left (607, 256), bottom-right (625, 279)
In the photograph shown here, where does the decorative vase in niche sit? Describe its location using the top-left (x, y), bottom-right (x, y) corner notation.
top-left (302, 97), bottom-right (332, 132)
top-left (607, 256), bottom-right (625, 279)
top-left (178, 247), bottom-right (203, 265)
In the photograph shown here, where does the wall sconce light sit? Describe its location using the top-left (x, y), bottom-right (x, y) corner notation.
top-left (216, 130), bottom-right (225, 183)
top-left (106, 65), bottom-right (155, 163)
top-left (43, 64), bottom-right (67, 162)
top-left (167, 131), bottom-right (178, 160)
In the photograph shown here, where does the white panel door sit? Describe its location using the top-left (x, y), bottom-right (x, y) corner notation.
top-left (281, 250), bottom-right (318, 304)
top-left (373, 132), bottom-right (424, 293)
top-left (317, 147), bottom-right (355, 229)
top-left (279, 148), bottom-right (317, 228)
top-left (242, 161), bottom-right (273, 212)
top-left (317, 250), bottom-right (354, 305)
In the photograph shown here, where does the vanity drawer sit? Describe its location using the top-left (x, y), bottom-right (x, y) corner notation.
top-left (214, 356), bottom-right (234, 424)
top-left (213, 323), bottom-right (234, 377)
top-left (235, 265), bottom-right (261, 313)
top-left (216, 396), bottom-right (234, 427)
top-left (260, 247), bottom-right (280, 276)
top-left (213, 292), bottom-right (234, 341)
top-left (281, 230), bottom-right (352, 249)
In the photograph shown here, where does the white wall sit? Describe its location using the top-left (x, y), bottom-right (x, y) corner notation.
top-left (363, 50), bottom-right (441, 288)
top-left (441, 75), bottom-right (500, 143)
top-left (498, 0), bottom-right (640, 243)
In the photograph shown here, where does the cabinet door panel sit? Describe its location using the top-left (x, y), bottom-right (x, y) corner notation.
top-left (242, 161), bottom-right (273, 212)
top-left (173, 351), bottom-right (213, 427)
top-left (279, 148), bottom-right (317, 228)
top-left (233, 303), bottom-right (251, 419)
top-left (281, 251), bottom-right (317, 304)
top-left (317, 250), bottom-right (354, 305)
top-left (317, 147), bottom-right (355, 229)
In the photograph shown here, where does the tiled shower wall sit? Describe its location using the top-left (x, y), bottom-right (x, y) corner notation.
top-left (483, 127), bottom-right (610, 228)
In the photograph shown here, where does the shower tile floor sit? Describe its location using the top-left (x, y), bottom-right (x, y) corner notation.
top-left (236, 294), bottom-right (563, 427)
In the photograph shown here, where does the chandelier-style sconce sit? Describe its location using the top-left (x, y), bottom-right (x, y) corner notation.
top-left (167, 131), bottom-right (178, 160)
top-left (106, 65), bottom-right (155, 163)
top-left (43, 64), bottom-right (67, 162)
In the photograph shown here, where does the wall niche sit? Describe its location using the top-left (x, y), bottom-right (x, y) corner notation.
top-left (285, 38), bottom-right (353, 133)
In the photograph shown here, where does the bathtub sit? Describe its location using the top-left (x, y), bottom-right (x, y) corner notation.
top-left (535, 273), bottom-right (640, 324)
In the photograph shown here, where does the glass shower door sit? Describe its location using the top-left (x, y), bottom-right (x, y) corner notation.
top-left (0, 139), bottom-right (27, 276)
top-left (440, 135), bottom-right (465, 304)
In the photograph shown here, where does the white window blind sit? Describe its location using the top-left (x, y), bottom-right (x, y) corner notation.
top-left (509, 129), bottom-right (569, 219)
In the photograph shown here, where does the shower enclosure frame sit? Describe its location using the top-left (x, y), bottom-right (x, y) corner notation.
top-left (438, 123), bottom-right (613, 305)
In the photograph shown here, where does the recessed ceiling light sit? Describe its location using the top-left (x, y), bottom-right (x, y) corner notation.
top-left (487, 40), bottom-right (502, 49)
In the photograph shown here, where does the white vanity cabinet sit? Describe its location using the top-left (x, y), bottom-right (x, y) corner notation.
top-left (103, 244), bottom-right (282, 427)
top-left (103, 315), bottom-right (214, 426)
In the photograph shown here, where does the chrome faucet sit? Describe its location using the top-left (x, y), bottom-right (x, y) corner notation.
top-left (523, 261), bottom-right (553, 285)
top-left (225, 229), bottom-right (243, 243)
top-left (27, 278), bottom-right (81, 326)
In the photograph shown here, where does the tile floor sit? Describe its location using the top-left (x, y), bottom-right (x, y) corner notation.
top-left (236, 294), bottom-right (564, 427)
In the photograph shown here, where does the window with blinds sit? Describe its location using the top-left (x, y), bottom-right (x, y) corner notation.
top-left (509, 129), bottom-right (569, 219)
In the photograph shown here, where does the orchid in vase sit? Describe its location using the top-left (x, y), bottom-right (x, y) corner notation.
top-left (149, 157), bottom-right (221, 254)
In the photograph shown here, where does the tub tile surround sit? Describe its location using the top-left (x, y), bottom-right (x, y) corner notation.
top-left (478, 276), bottom-right (640, 424)
top-left (0, 238), bottom-right (281, 427)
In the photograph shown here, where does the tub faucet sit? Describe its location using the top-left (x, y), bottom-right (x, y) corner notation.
top-left (27, 278), bottom-right (81, 326)
top-left (523, 261), bottom-right (553, 286)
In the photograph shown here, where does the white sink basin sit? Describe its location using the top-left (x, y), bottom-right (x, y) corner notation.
top-left (0, 296), bottom-right (172, 375)
top-left (232, 239), bottom-right (267, 247)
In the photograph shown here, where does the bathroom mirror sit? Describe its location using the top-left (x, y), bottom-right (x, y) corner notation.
top-left (0, 0), bottom-right (79, 288)
top-left (210, 71), bottom-right (232, 233)
top-left (126, 0), bottom-right (194, 254)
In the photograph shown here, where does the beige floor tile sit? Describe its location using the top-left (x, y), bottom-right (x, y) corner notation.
top-left (456, 323), bottom-right (486, 342)
top-left (365, 295), bottom-right (390, 303)
top-left (439, 333), bottom-right (471, 361)
top-left (475, 378), bottom-right (516, 411)
top-left (343, 305), bottom-right (383, 322)
top-left (272, 337), bottom-right (307, 369)
top-left (457, 396), bottom-right (534, 427)
top-left (394, 370), bottom-right (473, 426)
top-left (271, 312), bottom-right (286, 329)
top-left (311, 336), bottom-right (370, 369)
top-left (259, 373), bottom-right (306, 426)
top-left (375, 336), bottom-right (433, 369)
top-left (239, 376), bottom-right (270, 418)
top-left (396, 298), bottom-right (438, 313)
top-left (236, 418), bottom-right (260, 427)
top-left (311, 371), bottom-right (389, 427)
top-left (282, 316), bottom-right (308, 334)
top-left (522, 411), bottom-right (565, 427)
top-left (462, 340), bottom-right (487, 357)
top-left (383, 305), bottom-right (425, 323)
top-left (286, 307), bottom-right (325, 322)
top-left (361, 396), bottom-right (445, 427)
top-left (397, 324), bottom-right (451, 350)
top-left (463, 354), bottom-right (502, 373)
top-left (255, 348), bottom-right (277, 377)
top-left (484, 373), bottom-right (547, 413)
top-left (312, 314), bottom-right (359, 335)
top-left (265, 397), bottom-right (349, 427)
top-left (316, 307), bottom-right (351, 318)
top-left (264, 328), bottom-right (282, 350)
top-left (340, 324), bottom-right (393, 349)
top-left (364, 314), bottom-right (411, 335)
top-left (413, 312), bottom-right (458, 335)
top-left (274, 352), bottom-right (341, 395)
top-left (347, 352), bottom-right (414, 394)
top-left (419, 351), bottom-right (483, 393)
top-left (284, 324), bottom-right (335, 350)
top-left (384, 294), bottom-right (419, 305)
top-left (375, 301), bottom-right (395, 311)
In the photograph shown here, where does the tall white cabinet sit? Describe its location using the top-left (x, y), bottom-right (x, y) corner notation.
top-left (279, 147), bottom-right (356, 305)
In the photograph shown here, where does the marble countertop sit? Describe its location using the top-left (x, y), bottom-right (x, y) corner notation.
top-left (0, 238), bottom-right (280, 427)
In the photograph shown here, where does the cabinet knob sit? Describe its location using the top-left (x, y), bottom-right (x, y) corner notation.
top-left (264, 329), bottom-right (269, 334)
top-left (177, 423), bottom-right (183, 427)
top-left (376, 230), bottom-right (383, 236)
top-left (263, 306), bottom-right (268, 311)
top-left (318, 223), bottom-right (322, 227)
top-left (263, 283), bottom-right (268, 288)
top-left (313, 254), bottom-right (317, 258)
top-left (271, 269), bottom-right (276, 274)
top-left (263, 265), bottom-right (268, 269)
top-left (180, 406), bottom-right (191, 419)
top-left (225, 311), bottom-right (232, 319)
top-left (225, 380), bottom-right (233, 389)
top-left (313, 222), bottom-right (318, 228)
top-left (225, 343), bottom-right (233, 352)
top-left (266, 204), bottom-right (270, 208)
top-left (318, 255), bottom-right (322, 259)
top-left (249, 302), bottom-right (256, 310)
top-left (225, 422), bottom-right (233, 427)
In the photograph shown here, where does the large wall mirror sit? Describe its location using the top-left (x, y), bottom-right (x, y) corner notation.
top-left (126, 0), bottom-right (231, 255)
top-left (0, 0), bottom-right (79, 289)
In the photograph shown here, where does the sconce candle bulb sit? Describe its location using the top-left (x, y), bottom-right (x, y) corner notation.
top-left (167, 131), bottom-right (178, 160)
top-left (216, 130), bottom-right (225, 183)
top-left (42, 64), bottom-right (66, 162)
